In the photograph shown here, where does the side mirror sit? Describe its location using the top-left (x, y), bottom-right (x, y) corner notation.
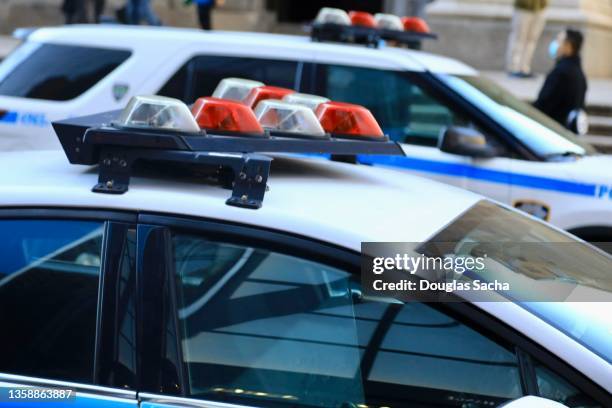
top-left (439, 126), bottom-right (497, 158)
top-left (500, 396), bottom-right (569, 408)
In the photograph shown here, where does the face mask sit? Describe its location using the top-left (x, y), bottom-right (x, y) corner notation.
top-left (548, 40), bottom-right (559, 59)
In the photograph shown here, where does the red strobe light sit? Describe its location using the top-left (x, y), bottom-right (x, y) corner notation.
top-left (191, 97), bottom-right (264, 134)
top-left (348, 11), bottom-right (377, 28)
top-left (316, 101), bottom-right (384, 138)
top-left (243, 86), bottom-right (295, 109)
top-left (401, 17), bottom-right (431, 33)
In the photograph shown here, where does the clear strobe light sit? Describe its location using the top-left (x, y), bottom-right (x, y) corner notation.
top-left (282, 93), bottom-right (330, 111)
top-left (116, 95), bottom-right (200, 132)
top-left (254, 99), bottom-right (326, 137)
top-left (314, 7), bottom-right (351, 25)
top-left (212, 78), bottom-right (265, 102)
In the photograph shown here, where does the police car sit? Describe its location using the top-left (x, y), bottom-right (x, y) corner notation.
top-left (0, 8), bottom-right (610, 241)
top-left (0, 93), bottom-right (610, 408)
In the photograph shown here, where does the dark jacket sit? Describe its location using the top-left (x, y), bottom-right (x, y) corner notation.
top-left (534, 56), bottom-right (587, 128)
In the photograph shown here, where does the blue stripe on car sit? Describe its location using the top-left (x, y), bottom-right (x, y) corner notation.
top-left (357, 155), bottom-right (597, 197)
top-left (0, 111), bottom-right (18, 124)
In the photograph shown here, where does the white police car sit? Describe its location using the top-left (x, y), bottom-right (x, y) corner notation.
top-left (0, 10), bottom-right (610, 241)
top-left (0, 93), bottom-right (610, 408)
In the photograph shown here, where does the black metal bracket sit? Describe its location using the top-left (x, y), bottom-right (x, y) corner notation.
top-left (93, 148), bottom-right (133, 194)
top-left (92, 147), bottom-right (272, 209)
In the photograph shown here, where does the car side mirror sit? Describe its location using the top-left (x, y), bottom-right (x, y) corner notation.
top-left (439, 126), bottom-right (497, 158)
top-left (500, 396), bottom-right (569, 408)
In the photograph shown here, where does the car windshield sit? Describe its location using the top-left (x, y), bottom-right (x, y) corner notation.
top-left (422, 200), bottom-right (612, 363)
top-left (0, 42), bottom-right (131, 101)
top-left (437, 74), bottom-right (596, 157)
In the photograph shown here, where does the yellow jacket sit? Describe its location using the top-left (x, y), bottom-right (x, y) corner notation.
top-left (515, 0), bottom-right (549, 12)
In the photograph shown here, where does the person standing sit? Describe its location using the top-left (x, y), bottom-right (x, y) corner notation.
top-left (127, 0), bottom-right (162, 26)
top-left (506, 0), bottom-right (549, 78)
top-left (534, 29), bottom-right (588, 131)
top-left (62, 0), bottom-right (86, 23)
top-left (91, 0), bottom-right (105, 23)
top-left (191, 0), bottom-right (224, 30)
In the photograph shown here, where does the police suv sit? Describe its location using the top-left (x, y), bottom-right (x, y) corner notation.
top-left (0, 9), bottom-right (610, 240)
top-left (0, 92), bottom-right (610, 408)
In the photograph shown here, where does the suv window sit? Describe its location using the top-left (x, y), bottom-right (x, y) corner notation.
top-left (314, 64), bottom-right (474, 147)
top-left (171, 233), bottom-right (523, 407)
top-left (158, 55), bottom-right (298, 103)
top-left (0, 219), bottom-right (104, 383)
top-left (0, 43), bottom-right (131, 101)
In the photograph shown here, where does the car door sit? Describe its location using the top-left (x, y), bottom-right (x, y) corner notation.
top-left (129, 214), bottom-right (607, 408)
top-left (307, 62), bottom-right (518, 203)
top-left (0, 211), bottom-right (138, 406)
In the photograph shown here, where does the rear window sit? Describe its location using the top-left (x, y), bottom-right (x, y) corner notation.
top-left (0, 43), bottom-right (131, 101)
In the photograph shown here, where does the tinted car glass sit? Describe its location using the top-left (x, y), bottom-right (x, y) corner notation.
top-left (172, 234), bottom-right (522, 407)
top-left (534, 361), bottom-right (600, 407)
top-left (438, 74), bottom-right (593, 157)
top-left (0, 219), bottom-right (104, 383)
top-left (314, 64), bottom-right (472, 146)
top-left (0, 43), bottom-right (130, 101)
top-left (158, 55), bottom-right (298, 103)
top-left (423, 200), bottom-right (612, 363)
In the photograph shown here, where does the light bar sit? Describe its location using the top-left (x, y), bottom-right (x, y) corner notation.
top-left (191, 97), bottom-right (264, 135)
top-left (314, 7), bottom-right (351, 25)
top-left (116, 95), bottom-right (200, 132)
top-left (374, 13), bottom-right (403, 31)
top-left (254, 99), bottom-right (326, 137)
top-left (348, 11), bottom-right (376, 28)
top-left (212, 78), bottom-right (264, 102)
top-left (402, 16), bottom-right (431, 34)
top-left (243, 86), bottom-right (295, 109)
top-left (316, 101), bottom-right (384, 139)
top-left (282, 93), bottom-right (330, 111)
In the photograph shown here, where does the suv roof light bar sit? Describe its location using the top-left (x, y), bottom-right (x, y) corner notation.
top-left (52, 109), bottom-right (402, 210)
top-left (311, 8), bottom-right (437, 49)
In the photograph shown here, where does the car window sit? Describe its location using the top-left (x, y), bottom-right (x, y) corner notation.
top-left (314, 64), bottom-right (474, 147)
top-left (171, 233), bottom-right (523, 407)
top-left (438, 74), bottom-right (593, 157)
top-left (0, 219), bottom-right (104, 383)
top-left (0, 43), bottom-right (131, 101)
top-left (421, 200), bottom-right (612, 363)
top-left (158, 55), bottom-right (298, 104)
top-left (534, 361), bottom-right (599, 408)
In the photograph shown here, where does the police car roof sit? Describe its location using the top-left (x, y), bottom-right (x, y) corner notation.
top-left (0, 150), bottom-right (480, 250)
top-left (28, 25), bottom-right (477, 76)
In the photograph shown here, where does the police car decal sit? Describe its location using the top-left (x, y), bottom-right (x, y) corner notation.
top-left (0, 110), bottom-right (48, 127)
top-left (359, 155), bottom-right (610, 199)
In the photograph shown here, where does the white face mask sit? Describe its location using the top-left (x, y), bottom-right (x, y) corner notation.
top-left (548, 40), bottom-right (560, 59)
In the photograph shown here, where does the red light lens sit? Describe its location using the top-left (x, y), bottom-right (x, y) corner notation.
top-left (349, 11), bottom-right (377, 28)
top-left (316, 101), bottom-right (384, 138)
top-left (401, 16), bottom-right (431, 33)
top-left (243, 86), bottom-right (295, 108)
top-left (191, 97), bottom-right (264, 134)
